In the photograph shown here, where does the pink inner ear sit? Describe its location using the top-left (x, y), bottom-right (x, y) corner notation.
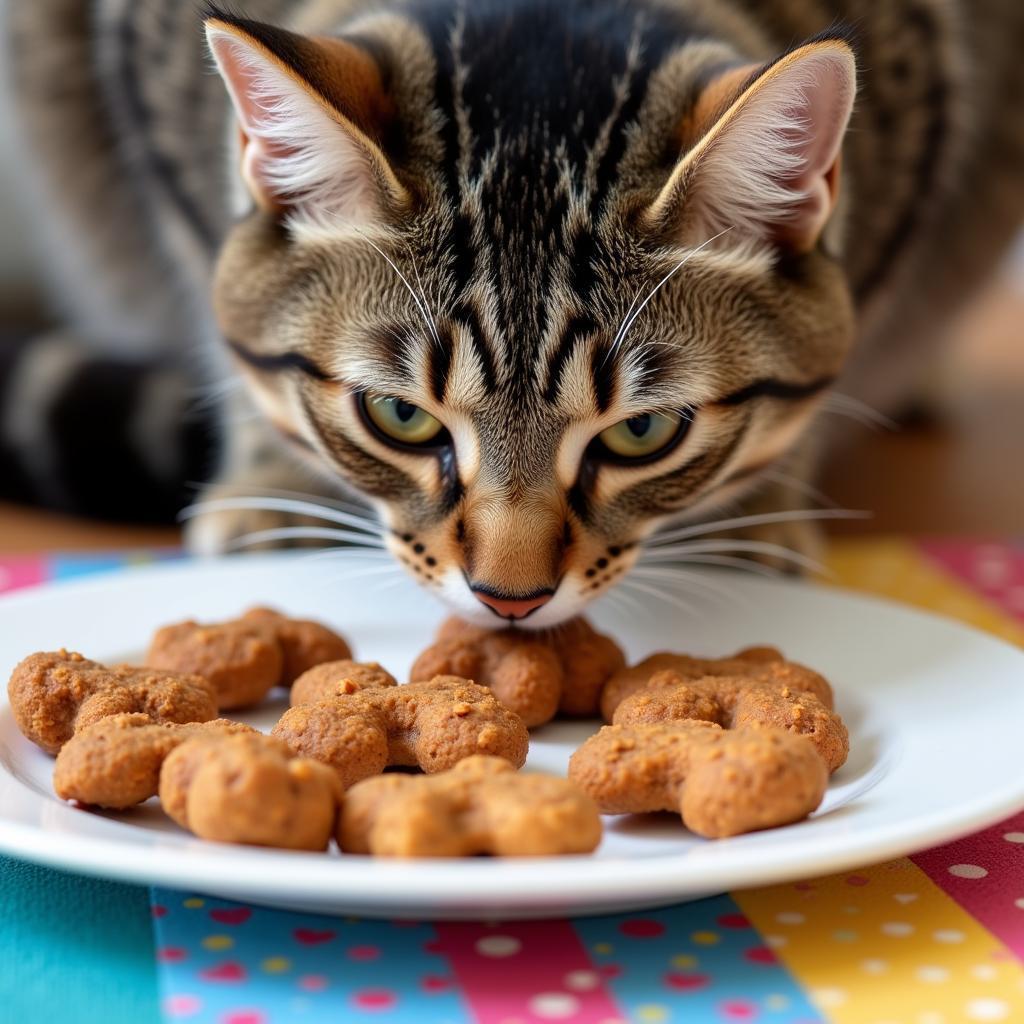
top-left (772, 49), bottom-right (856, 247)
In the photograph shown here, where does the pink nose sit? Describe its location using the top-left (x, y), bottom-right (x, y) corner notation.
top-left (472, 589), bottom-right (553, 621)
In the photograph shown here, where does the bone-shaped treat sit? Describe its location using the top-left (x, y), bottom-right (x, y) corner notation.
top-left (338, 755), bottom-right (603, 857)
top-left (53, 712), bottom-right (257, 807)
top-left (409, 616), bottom-right (625, 727)
top-left (8, 650), bottom-right (218, 754)
top-left (53, 712), bottom-right (340, 850)
top-left (146, 606), bottom-right (352, 709)
top-left (273, 675), bottom-right (529, 788)
top-left (289, 660), bottom-right (397, 706)
top-left (160, 732), bottom-right (341, 850)
top-left (600, 646), bottom-right (833, 721)
top-left (568, 721), bottom-right (827, 838)
top-left (614, 668), bottom-right (848, 772)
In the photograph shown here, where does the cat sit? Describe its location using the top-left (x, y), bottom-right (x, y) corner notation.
top-left (2, 0), bottom-right (1022, 626)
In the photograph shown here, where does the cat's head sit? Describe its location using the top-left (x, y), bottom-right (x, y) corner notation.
top-left (205, 3), bottom-right (856, 628)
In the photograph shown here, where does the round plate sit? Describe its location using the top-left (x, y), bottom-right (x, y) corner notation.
top-left (2, 553), bottom-right (1022, 920)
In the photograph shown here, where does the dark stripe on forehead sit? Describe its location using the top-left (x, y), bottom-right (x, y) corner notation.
top-left (712, 374), bottom-right (834, 407)
top-left (429, 329), bottom-right (454, 401)
top-left (227, 340), bottom-right (333, 381)
top-left (543, 315), bottom-right (600, 403)
top-left (589, 340), bottom-right (617, 413)
top-left (452, 302), bottom-right (497, 393)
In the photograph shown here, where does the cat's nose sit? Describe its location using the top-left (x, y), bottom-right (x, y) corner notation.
top-left (471, 585), bottom-right (554, 621)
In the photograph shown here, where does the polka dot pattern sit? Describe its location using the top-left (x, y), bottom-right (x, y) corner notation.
top-left (735, 858), bottom-right (1024, 1024)
top-left (914, 808), bottom-right (1024, 960)
top-left (152, 894), bottom-right (466, 1024)
top-left (575, 895), bottom-right (821, 1023)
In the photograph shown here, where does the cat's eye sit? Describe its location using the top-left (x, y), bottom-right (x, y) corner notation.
top-left (360, 394), bottom-right (445, 447)
top-left (597, 410), bottom-right (690, 462)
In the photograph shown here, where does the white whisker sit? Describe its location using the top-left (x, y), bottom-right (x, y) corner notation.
top-left (223, 526), bottom-right (386, 551)
top-left (821, 392), bottom-right (898, 431)
top-left (645, 507), bottom-right (867, 548)
top-left (758, 468), bottom-right (839, 508)
top-left (638, 553), bottom-right (784, 579)
top-left (638, 538), bottom-right (827, 575)
top-left (610, 228), bottom-right (731, 356)
top-left (180, 496), bottom-right (383, 537)
top-left (618, 576), bottom-right (701, 618)
top-left (628, 565), bottom-right (748, 609)
top-left (350, 226), bottom-right (440, 351)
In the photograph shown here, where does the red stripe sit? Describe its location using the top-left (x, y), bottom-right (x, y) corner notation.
top-left (431, 921), bottom-right (623, 1023)
top-left (913, 809), bottom-right (1024, 960)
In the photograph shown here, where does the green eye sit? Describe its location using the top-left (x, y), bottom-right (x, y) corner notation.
top-left (362, 394), bottom-right (444, 446)
top-left (598, 411), bottom-right (688, 460)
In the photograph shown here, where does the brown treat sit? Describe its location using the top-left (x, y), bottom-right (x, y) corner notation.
top-left (272, 676), bottom-right (529, 788)
top-left (240, 607), bottom-right (352, 683)
top-left (568, 721), bottom-right (827, 838)
top-left (338, 755), bottom-right (603, 857)
top-left (160, 733), bottom-right (341, 850)
top-left (614, 669), bottom-right (849, 773)
top-left (411, 616), bottom-right (624, 727)
top-left (7, 650), bottom-right (218, 755)
top-left (290, 660), bottom-right (397, 707)
top-left (53, 712), bottom-right (256, 807)
top-left (599, 646), bottom-right (834, 721)
top-left (147, 620), bottom-right (283, 709)
top-left (147, 606), bottom-right (352, 709)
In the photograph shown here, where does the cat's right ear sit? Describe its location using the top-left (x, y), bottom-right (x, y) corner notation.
top-left (643, 39), bottom-right (856, 253)
top-left (205, 12), bottom-right (408, 226)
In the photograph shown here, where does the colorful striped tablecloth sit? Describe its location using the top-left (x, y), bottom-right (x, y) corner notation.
top-left (1, 538), bottom-right (1023, 1024)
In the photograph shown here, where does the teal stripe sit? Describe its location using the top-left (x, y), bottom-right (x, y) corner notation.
top-left (0, 858), bottom-right (158, 1024)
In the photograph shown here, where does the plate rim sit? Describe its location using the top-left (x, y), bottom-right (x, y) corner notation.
top-left (2, 552), bottom-right (1023, 915)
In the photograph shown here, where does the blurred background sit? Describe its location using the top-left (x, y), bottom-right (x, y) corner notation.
top-left (0, 13), bottom-right (1021, 555)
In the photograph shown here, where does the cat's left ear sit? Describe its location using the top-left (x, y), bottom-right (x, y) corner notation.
top-left (643, 39), bottom-right (856, 253)
top-left (205, 12), bottom-right (409, 225)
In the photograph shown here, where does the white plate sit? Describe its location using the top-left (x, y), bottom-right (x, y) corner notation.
top-left (1, 553), bottom-right (1022, 920)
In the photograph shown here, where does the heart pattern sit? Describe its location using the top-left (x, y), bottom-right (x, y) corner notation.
top-left (210, 907), bottom-right (253, 926)
top-left (200, 961), bottom-right (247, 983)
top-left (293, 928), bottom-right (337, 946)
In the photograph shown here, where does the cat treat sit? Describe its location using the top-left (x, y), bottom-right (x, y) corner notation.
top-left (53, 712), bottom-right (257, 807)
top-left (338, 755), bottom-right (603, 857)
top-left (289, 659), bottom-right (398, 706)
top-left (8, 650), bottom-right (218, 754)
top-left (569, 721), bottom-right (827, 838)
top-left (599, 645), bottom-right (847, 770)
top-left (409, 616), bottom-right (625, 727)
top-left (273, 675), bottom-right (529, 788)
top-left (613, 666), bottom-right (848, 772)
top-left (53, 712), bottom-right (341, 850)
top-left (160, 731), bottom-right (342, 851)
top-left (147, 606), bottom-right (352, 709)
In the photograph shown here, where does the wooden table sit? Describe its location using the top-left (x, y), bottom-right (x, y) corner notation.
top-left (2, 276), bottom-right (1021, 554)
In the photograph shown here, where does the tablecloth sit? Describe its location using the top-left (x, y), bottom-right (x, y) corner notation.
top-left (1, 538), bottom-right (1023, 1024)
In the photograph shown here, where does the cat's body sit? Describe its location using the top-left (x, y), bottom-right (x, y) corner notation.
top-left (3, 0), bottom-right (1022, 621)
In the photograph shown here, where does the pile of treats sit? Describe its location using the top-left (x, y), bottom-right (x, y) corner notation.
top-left (7, 607), bottom-right (848, 857)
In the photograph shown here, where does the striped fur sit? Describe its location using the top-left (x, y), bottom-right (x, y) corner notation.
top-left (1, 0), bottom-right (1021, 624)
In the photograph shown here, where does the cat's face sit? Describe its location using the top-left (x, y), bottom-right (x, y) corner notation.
top-left (207, 7), bottom-right (856, 628)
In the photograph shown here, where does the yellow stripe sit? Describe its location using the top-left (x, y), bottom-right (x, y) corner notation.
top-left (823, 539), bottom-right (1024, 647)
top-left (734, 857), bottom-right (1024, 1024)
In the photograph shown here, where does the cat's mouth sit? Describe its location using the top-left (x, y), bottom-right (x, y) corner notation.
top-left (460, 573), bottom-right (561, 623)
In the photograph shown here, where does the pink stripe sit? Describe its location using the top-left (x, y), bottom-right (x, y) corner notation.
top-left (0, 558), bottom-right (48, 595)
top-left (912, 809), bottom-right (1024, 960)
top-left (431, 921), bottom-right (623, 1024)
top-left (919, 540), bottom-right (1024, 622)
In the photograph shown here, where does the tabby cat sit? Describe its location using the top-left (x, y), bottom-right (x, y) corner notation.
top-left (3, 0), bottom-right (1022, 626)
